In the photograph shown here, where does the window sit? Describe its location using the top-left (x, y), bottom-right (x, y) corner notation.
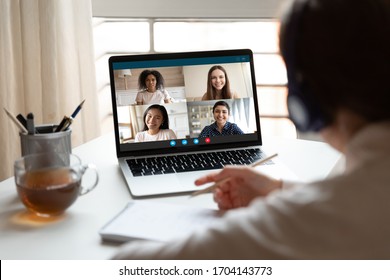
top-left (93, 18), bottom-right (296, 138)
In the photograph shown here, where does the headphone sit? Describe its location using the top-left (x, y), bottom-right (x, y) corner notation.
top-left (283, 0), bottom-right (329, 132)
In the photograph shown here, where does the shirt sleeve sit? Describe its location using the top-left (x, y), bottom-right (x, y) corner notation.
top-left (162, 89), bottom-right (172, 101)
top-left (135, 92), bottom-right (143, 103)
top-left (111, 192), bottom-right (296, 259)
top-left (198, 126), bottom-right (209, 138)
top-left (169, 129), bottom-right (177, 139)
top-left (134, 132), bottom-right (142, 142)
top-left (232, 123), bottom-right (244, 134)
top-left (111, 181), bottom-right (344, 260)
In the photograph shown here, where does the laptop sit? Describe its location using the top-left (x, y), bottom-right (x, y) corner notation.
top-left (109, 49), bottom-right (296, 197)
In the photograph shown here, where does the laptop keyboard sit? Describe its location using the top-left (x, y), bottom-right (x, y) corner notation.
top-left (126, 148), bottom-right (266, 177)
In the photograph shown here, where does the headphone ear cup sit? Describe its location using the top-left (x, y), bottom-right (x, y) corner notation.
top-left (287, 87), bottom-right (311, 131)
top-left (287, 78), bottom-right (327, 132)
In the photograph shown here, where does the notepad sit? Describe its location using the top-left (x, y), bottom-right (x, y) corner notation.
top-left (99, 201), bottom-right (222, 243)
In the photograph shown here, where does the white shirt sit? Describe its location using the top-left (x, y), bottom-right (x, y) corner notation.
top-left (135, 89), bottom-right (172, 105)
top-left (113, 121), bottom-right (390, 259)
top-left (134, 129), bottom-right (177, 142)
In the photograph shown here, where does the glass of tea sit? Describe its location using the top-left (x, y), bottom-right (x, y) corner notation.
top-left (14, 152), bottom-right (98, 217)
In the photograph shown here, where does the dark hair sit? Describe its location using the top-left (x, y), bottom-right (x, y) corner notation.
top-left (279, 0), bottom-right (390, 123)
top-left (138, 70), bottom-right (165, 91)
top-left (204, 65), bottom-right (233, 100)
top-left (213, 100), bottom-right (230, 114)
top-left (142, 104), bottom-right (170, 131)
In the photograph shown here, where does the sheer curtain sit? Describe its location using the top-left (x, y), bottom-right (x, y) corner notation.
top-left (0, 0), bottom-right (101, 181)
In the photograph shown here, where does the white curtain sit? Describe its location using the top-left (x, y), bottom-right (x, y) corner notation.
top-left (230, 98), bottom-right (256, 133)
top-left (0, 0), bottom-right (101, 181)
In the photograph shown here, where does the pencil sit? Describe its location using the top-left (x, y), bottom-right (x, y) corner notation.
top-left (55, 99), bottom-right (85, 132)
top-left (3, 108), bottom-right (28, 134)
top-left (70, 99), bottom-right (85, 119)
top-left (190, 153), bottom-right (278, 197)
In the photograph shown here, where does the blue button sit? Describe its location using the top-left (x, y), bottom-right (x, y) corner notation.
top-left (170, 140), bottom-right (176, 146)
top-left (181, 139), bottom-right (188, 145)
top-left (193, 138), bottom-right (199, 144)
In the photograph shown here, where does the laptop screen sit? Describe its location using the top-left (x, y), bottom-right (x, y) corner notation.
top-left (109, 49), bottom-right (262, 157)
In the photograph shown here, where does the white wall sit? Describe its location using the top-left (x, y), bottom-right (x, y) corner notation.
top-left (92, 0), bottom-right (287, 18)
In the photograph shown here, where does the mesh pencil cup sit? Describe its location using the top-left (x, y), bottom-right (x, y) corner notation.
top-left (19, 125), bottom-right (72, 156)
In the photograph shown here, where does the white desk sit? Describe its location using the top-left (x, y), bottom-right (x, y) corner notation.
top-left (0, 133), bottom-right (341, 259)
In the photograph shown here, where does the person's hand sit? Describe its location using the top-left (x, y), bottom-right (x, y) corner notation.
top-left (195, 166), bottom-right (282, 210)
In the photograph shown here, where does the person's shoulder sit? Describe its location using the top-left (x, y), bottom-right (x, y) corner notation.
top-left (201, 93), bottom-right (208, 100)
top-left (231, 122), bottom-right (244, 133)
top-left (225, 121), bottom-right (234, 127)
top-left (161, 129), bottom-right (177, 139)
top-left (168, 129), bottom-right (177, 138)
top-left (199, 125), bottom-right (211, 137)
top-left (161, 88), bottom-right (172, 97)
top-left (134, 131), bottom-right (144, 142)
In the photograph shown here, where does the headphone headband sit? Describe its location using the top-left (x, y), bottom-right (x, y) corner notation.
top-left (283, 0), bottom-right (328, 132)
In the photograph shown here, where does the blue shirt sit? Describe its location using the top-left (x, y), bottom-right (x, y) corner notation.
top-left (198, 121), bottom-right (244, 138)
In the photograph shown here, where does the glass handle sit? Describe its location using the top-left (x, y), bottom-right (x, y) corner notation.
top-left (79, 164), bottom-right (99, 196)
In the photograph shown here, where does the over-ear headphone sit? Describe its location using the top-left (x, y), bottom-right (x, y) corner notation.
top-left (283, 0), bottom-right (328, 132)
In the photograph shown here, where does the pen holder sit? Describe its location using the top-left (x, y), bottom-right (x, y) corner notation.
top-left (19, 125), bottom-right (72, 156)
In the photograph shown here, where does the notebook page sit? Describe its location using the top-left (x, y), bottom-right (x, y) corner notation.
top-left (100, 201), bottom-right (222, 243)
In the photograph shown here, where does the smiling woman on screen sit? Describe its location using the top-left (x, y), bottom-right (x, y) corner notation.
top-left (134, 105), bottom-right (177, 142)
top-left (136, 70), bottom-right (173, 105)
top-left (199, 101), bottom-right (244, 137)
top-left (201, 65), bottom-right (239, 100)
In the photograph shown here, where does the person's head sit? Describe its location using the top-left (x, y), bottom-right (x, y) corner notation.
top-left (206, 65), bottom-right (233, 99)
top-left (279, 0), bottom-right (390, 132)
top-left (138, 70), bottom-right (165, 92)
top-left (212, 101), bottom-right (230, 127)
top-left (142, 104), bottom-right (170, 131)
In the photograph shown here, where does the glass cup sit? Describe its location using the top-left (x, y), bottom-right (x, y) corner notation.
top-left (14, 152), bottom-right (98, 217)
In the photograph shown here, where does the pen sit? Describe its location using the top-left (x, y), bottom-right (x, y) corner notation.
top-left (55, 99), bottom-right (85, 132)
top-left (16, 114), bottom-right (27, 129)
top-left (60, 117), bottom-right (73, 132)
top-left (3, 108), bottom-right (28, 134)
top-left (55, 115), bottom-right (70, 132)
top-left (70, 99), bottom-right (85, 119)
top-left (26, 113), bottom-right (35, 135)
top-left (190, 153), bottom-right (278, 197)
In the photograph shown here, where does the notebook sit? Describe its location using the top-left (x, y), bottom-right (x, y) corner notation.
top-left (108, 49), bottom-right (297, 197)
top-left (100, 201), bottom-right (222, 243)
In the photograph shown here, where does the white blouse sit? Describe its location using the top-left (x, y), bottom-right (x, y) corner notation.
top-left (135, 89), bottom-right (172, 105)
top-left (134, 129), bottom-right (177, 142)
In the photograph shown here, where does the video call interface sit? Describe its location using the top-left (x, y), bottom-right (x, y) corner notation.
top-left (111, 54), bottom-right (260, 153)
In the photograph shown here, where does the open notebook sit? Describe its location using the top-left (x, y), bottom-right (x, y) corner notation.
top-left (108, 49), bottom-right (297, 197)
top-left (100, 201), bottom-right (222, 243)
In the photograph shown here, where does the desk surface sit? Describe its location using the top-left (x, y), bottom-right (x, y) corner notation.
top-left (0, 133), bottom-right (341, 259)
